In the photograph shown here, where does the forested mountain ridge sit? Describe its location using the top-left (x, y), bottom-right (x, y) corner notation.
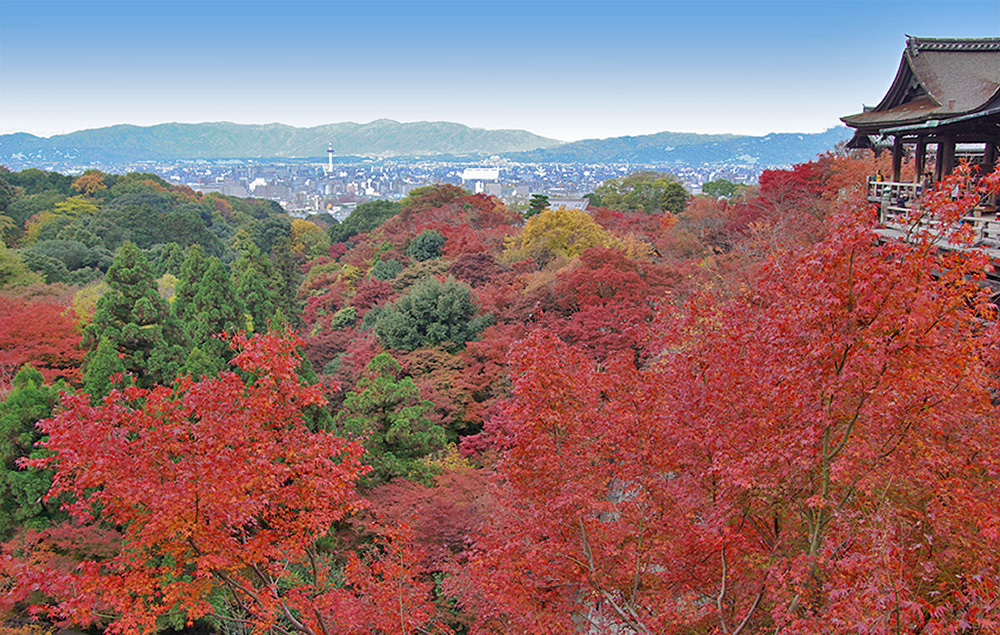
top-left (0, 121), bottom-right (851, 165)
top-left (0, 120), bottom-right (561, 162)
top-left (507, 126), bottom-right (853, 164)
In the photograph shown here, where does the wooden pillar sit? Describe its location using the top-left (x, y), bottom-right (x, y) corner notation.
top-left (934, 140), bottom-right (943, 181)
top-left (891, 136), bottom-right (903, 182)
top-left (988, 134), bottom-right (1000, 207)
top-left (985, 138), bottom-right (998, 171)
top-left (940, 135), bottom-right (956, 178)
top-left (914, 137), bottom-right (927, 183)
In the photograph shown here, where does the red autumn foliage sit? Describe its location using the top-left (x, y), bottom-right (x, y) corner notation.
top-left (2, 330), bottom-right (441, 635)
top-left (350, 277), bottom-right (396, 314)
top-left (462, 169), bottom-right (1000, 634)
top-left (589, 206), bottom-right (666, 242)
top-left (0, 297), bottom-right (84, 392)
top-left (303, 327), bottom-right (358, 372)
top-left (448, 253), bottom-right (501, 288)
top-left (368, 467), bottom-right (490, 572)
top-left (332, 329), bottom-right (380, 386)
top-left (540, 247), bottom-right (679, 357)
top-left (400, 347), bottom-right (480, 433)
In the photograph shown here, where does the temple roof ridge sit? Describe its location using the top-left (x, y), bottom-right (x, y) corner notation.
top-left (908, 35), bottom-right (1000, 53)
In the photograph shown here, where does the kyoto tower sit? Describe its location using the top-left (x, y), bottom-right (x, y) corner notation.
top-left (327, 143), bottom-right (334, 173)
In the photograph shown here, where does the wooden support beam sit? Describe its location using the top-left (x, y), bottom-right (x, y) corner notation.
top-left (989, 133), bottom-right (1000, 206)
top-left (934, 140), bottom-right (944, 181)
top-left (915, 137), bottom-right (927, 183)
top-left (892, 136), bottom-right (903, 182)
top-left (942, 135), bottom-right (956, 177)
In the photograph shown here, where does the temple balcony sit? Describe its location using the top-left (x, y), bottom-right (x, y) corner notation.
top-left (868, 175), bottom-right (1000, 260)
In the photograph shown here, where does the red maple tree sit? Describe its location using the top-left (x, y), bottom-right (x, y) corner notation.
top-left (2, 330), bottom-right (442, 635)
top-left (0, 298), bottom-right (84, 392)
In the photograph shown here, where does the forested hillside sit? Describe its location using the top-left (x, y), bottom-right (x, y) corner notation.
top-left (0, 120), bottom-right (561, 163)
top-left (2, 149), bottom-right (1000, 635)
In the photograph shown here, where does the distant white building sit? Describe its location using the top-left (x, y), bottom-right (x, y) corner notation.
top-left (461, 167), bottom-right (501, 194)
top-left (461, 167), bottom-right (500, 181)
top-left (549, 197), bottom-right (590, 212)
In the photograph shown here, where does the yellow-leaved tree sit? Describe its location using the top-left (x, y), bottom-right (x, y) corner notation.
top-left (502, 207), bottom-right (622, 266)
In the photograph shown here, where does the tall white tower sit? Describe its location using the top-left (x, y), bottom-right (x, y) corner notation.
top-left (327, 143), bottom-right (334, 173)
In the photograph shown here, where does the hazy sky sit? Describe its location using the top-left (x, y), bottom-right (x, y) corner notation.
top-left (1, 0), bottom-right (999, 141)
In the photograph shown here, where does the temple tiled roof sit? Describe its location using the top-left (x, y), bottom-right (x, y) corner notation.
top-left (842, 36), bottom-right (1000, 131)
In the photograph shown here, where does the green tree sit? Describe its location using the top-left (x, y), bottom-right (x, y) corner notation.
top-left (594, 170), bottom-right (688, 213)
top-left (0, 243), bottom-right (43, 288)
top-left (232, 236), bottom-right (277, 333)
top-left (371, 258), bottom-right (404, 281)
top-left (406, 229), bottom-right (445, 261)
top-left (269, 235), bottom-right (302, 327)
top-left (180, 345), bottom-right (220, 380)
top-left (3, 168), bottom-right (73, 197)
top-left (156, 241), bottom-right (186, 276)
top-left (173, 244), bottom-right (208, 324)
top-left (337, 352), bottom-right (445, 485)
top-left (0, 177), bottom-right (14, 215)
top-left (0, 365), bottom-right (65, 537)
top-left (83, 242), bottom-right (186, 388)
top-left (328, 200), bottom-right (402, 243)
top-left (374, 277), bottom-right (489, 352)
top-left (20, 250), bottom-right (72, 284)
top-left (526, 194), bottom-right (550, 218)
top-left (701, 178), bottom-right (738, 199)
top-left (82, 337), bottom-right (127, 402)
top-left (252, 215), bottom-right (292, 255)
top-left (661, 181), bottom-right (689, 214)
top-left (181, 257), bottom-right (246, 373)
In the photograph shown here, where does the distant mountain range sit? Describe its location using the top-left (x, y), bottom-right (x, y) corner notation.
top-left (506, 128), bottom-right (853, 165)
top-left (0, 120), bottom-right (561, 164)
top-left (0, 120), bottom-right (852, 167)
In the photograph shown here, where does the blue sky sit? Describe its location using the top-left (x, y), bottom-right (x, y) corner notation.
top-left (1, 0), bottom-right (998, 141)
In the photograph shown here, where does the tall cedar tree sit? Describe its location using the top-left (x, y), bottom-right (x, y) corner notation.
top-left (181, 257), bottom-right (246, 375)
top-left (172, 243), bottom-right (208, 325)
top-left (232, 236), bottom-right (278, 333)
top-left (82, 242), bottom-right (185, 389)
top-left (81, 337), bottom-right (126, 402)
top-left (269, 234), bottom-right (303, 328)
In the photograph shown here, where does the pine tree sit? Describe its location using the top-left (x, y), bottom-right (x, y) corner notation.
top-left (337, 352), bottom-right (445, 485)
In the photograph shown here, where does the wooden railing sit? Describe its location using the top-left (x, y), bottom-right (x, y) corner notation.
top-left (881, 209), bottom-right (1000, 250)
top-left (867, 178), bottom-right (923, 202)
top-left (868, 176), bottom-right (1000, 255)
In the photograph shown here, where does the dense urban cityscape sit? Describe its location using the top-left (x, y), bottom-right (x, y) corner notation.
top-left (5, 153), bottom-right (768, 220)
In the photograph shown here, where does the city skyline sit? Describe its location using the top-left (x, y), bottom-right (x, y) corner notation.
top-left (2, 0), bottom-right (999, 142)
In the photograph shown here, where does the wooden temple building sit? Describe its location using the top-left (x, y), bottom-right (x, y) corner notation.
top-left (842, 36), bottom-right (1000, 243)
